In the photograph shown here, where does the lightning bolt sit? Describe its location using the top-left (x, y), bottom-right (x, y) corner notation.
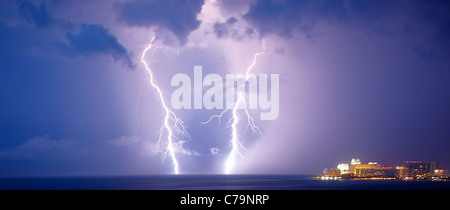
top-left (203, 40), bottom-right (267, 174)
top-left (141, 36), bottom-right (188, 175)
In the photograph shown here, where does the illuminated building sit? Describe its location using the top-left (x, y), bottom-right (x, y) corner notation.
top-left (323, 168), bottom-right (341, 177)
top-left (355, 166), bottom-right (397, 178)
top-left (319, 159), bottom-right (448, 180)
top-left (337, 163), bottom-right (349, 174)
top-left (434, 169), bottom-right (448, 178)
top-left (353, 163), bottom-right (381, 176)
top-left (396, 166), bottom-right (407, 178)
top-left (350, 162), bottom-right (396, 178)
top-left (404, 161), bottom-right (438, 178)
top-left (351, 158), bottom-right (361, 165)
top-left (349, 158), bottom-right (361, 174)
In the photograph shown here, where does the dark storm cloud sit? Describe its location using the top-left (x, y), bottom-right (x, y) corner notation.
top-left (116, 0), bottom-right (205, 44)
top-left (18, 1), bottom-right (52, 27)
top-left (14, 1), bottom-right (134, 68)
top-left (243, 0), bottom-right (450, 60)
top-left (61, 24), bottom-right (134, 68)
top-left (243, 0), bottom-right (349, 38)
top-left (408, 0), bottom-right (450, 60)
top-left (242, 0), bottom-right (396, 38)
top-left (213, 17), bottom-right (238, 39)
top-left (17, 1), bottom-right (73, 29)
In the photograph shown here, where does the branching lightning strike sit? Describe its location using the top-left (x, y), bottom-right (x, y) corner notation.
top-left (141, 36), bottom-right (188, 175)
top-left (203, 40), bottom-right (267, 174)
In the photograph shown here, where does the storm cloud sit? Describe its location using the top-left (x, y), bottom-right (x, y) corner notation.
top-left (116, 0), bottom-right (205, 44)
top-left (18, 1), bottom-right (52, 27)
top-left (243, 0), bottom-right (450, 60)
top-left (62, 24), bottom-right (134, 68)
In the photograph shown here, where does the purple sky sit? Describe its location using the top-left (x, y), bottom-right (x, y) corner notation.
top-left (0, 0), bottom-right (450, 176)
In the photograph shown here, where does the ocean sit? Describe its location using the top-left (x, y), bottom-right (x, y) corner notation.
top-left (0, 175), bottom-right (449, 190)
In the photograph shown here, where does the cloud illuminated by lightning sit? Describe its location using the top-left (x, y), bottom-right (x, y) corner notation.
top-left (203, 40), bottom-right (267, 174)
top-left (141, 36), bottom-right (188, 175)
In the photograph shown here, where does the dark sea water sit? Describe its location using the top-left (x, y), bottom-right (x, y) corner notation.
top-left (0, 175), bottom-right (449, 190)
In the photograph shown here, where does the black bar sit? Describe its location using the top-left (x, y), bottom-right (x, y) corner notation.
top-left (1, 190), bottom-right (448, 209)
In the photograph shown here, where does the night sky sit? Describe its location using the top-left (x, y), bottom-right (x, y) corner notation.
top-left (1, 0), bottom-right (450, 176)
